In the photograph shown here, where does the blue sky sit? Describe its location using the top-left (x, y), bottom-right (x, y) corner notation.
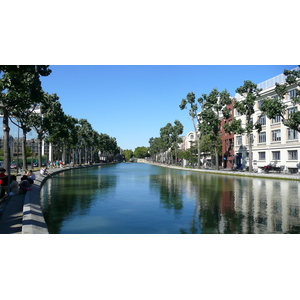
top-left (39, 65), bottom-right (297, 151)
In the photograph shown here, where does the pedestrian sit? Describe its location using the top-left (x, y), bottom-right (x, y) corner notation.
top-left (9, 175), bottom-right (19, 196)
top-left (0, 167), bottom-right (7, 199)
top-left (19, 175), bottom-right (32, 193)
top-left (27, 170), bottom-right (36, 183)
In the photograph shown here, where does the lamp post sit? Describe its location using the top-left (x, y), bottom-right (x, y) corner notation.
top-left (32, 139), bottom-right (34, 168)
top-left (17, 122), bottom-right (20, 174)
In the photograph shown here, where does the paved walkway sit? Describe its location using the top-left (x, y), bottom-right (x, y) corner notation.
top-left (0, 164), bottom-right (103, 234)
top-left (0, 193), bottom-right (25, 234)
top-left (148, 162), bottom-right (300, 181)
top-left (0, 168), bottom-right (51, 234)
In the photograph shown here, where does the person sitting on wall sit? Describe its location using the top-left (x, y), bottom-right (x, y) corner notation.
top-left (40, 166), bottom-right (52, 177)
top-left (27, 170), bottom-right (36, 184)
top-left (19, 175), bottom-right (32, 193)
top-left (0, 175), bottom-right (20, 203)
top-left (9, 175), bottom-right (19, 196)
top-left (0, 167), bottom-right (8, 199)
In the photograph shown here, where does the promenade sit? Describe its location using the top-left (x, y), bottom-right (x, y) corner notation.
top-left (146, 161), bottom-right (300, 181)
top-left (0, 193), bottom-right (25, 234)
top-left (0, 163), bottom-right (115, 234)
top-left (0, 167), bottom-right (55, 234)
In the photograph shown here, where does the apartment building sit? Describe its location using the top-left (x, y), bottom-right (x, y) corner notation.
top-left (234, 67), bottom-right (300, 172)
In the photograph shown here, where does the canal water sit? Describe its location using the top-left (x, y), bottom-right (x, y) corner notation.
top-left (40, 163), bottom-right (300, 234)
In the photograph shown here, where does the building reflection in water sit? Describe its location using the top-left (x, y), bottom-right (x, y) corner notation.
top-left (41, 164), bottom-right (300, 234)
top-left (151, 171), bottom-right (300, 234)
top-left (196, 175), bottom-right (300, 234)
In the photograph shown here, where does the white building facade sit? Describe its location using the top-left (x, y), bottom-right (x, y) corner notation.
top-left (234, 67), bottom-right (300, 172)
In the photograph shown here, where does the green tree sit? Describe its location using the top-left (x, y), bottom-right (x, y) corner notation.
top-left (159, 120), bottom-right (184, 164)
top-left (200, 134), bottom-right (222, 157)
top-left (98, 133), bottom-right (119, 162)
top-left (0, 65), bottom-right (51, 171)
top-left (178, 145), bottom-right (197, 167)
top-left (198, 88), bottom-right (232, 169)
top-left (28, 92), bottom-right (64, 167)
top-left (148, 137), bottom-right (163, 162)
top-left (171, 120), bottom-right (184, 164)
top-left (160, 123), bottom-right (173, 163)
top-left (224, 80), bottom-right (261, 172)
top-left (179, 92), bottom-right (201, 168)
top-left (77, 119), bottom-right (94, 164)
top-left (134, 146), bottom-right (149, 158)
top-left (46, 113), bottom-right (77, 163)
top-left (123, 149), bottom-right (133, 162)
top-left (260, 66), bottom-right (300, 132)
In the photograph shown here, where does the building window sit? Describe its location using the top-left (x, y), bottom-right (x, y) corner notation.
top-left (287, 128), bottom-right (298, 140)
top-left (272, 129), bottom-right (281, 142)
top-left (246, 134), bottom-right (253, 144)
top-left (289, 89), bottom-right (297, 100)
top-left (258, 115), bottom-right (266, 125)
top-left (288, 150), bottom-right (298, 160)
top-left (272, 115), bottom-right (281, 123)
top-left (272, 151), bottom-right (280, 160)
top-left (236, 136), bottom-right (242, 146)
top-left (257, 100), bottom-right (263, 108)
top-left (258, 152), bottom-right (266, 160)
top-left (288, 107), bottom-right (297, 118)
top-left (259, 132), bottom-right (266, 143)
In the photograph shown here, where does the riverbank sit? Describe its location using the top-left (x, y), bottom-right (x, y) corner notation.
top-left (143, 161), bottom-right (300, 181)
top-left (0, 162), bottom-right (115, 234)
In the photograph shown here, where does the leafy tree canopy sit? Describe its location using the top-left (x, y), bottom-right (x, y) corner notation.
top-left (134, 146), bottom-right (149, 158)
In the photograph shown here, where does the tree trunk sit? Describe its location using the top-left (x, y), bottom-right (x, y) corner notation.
top-left (72, 148), bottom-right (75, 164)
top-left (192, 118), bottom-right (201, 169)
top-left (78, 148), bottom-right (82, 164)
top-left (38, 134), bottom-right (43, 168)
top-left (84, 146), bottom-right (87, 163)
top-left (3, 108), bottom-right (11, 175)
top-left (62, 144), bottom-right (66, 163)
top-left (248, 132), bottom-right (253, 172)
top-left (22, 128), bottom-right (28, 170)
top-left (215, 144), bottom-right (219, 170)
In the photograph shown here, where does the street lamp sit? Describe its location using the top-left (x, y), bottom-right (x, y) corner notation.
top-left (17, 122), bottom-right (19, 174)
top-left (32, 139), bottom-right (34, 168)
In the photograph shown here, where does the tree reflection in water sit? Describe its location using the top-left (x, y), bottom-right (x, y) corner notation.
top-left (41, 164), bottom-right (300, 234)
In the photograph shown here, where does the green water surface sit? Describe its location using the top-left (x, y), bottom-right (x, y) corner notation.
top-left (40, 163), bottom-right (300, 234)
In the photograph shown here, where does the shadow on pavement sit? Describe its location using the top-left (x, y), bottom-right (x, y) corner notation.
top-left (0, 193), bottom-right (25, 234)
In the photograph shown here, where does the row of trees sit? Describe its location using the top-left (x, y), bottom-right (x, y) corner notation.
top-left (148, 120), bottom-right (184, 164)
top-left (148, 66), bottom-right (300, 171)
top-left (0, 65), bottom-right (120, 175)
top-left (122, 146), bottom-right (149, 162)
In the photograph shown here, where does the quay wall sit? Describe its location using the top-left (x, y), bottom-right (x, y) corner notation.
top-left (142, 161), bottom-right (300, 181)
